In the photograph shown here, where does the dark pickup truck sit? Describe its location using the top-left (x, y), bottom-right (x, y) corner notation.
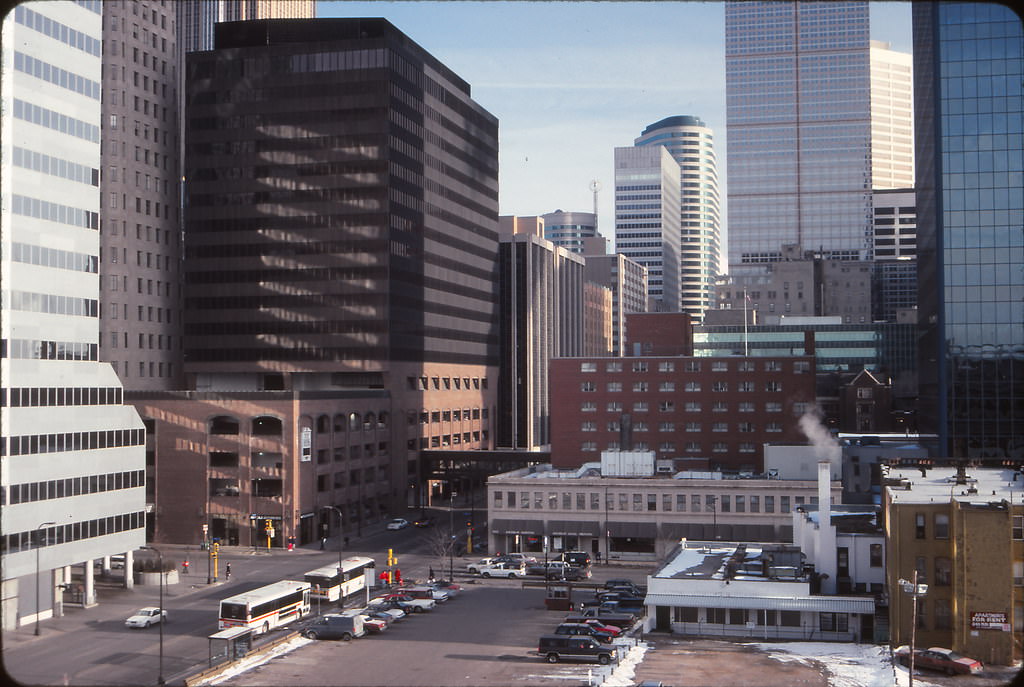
top-left (565, 606), bottom-right (636, 630)
top-left (580, 596), bottom-right (645, 614)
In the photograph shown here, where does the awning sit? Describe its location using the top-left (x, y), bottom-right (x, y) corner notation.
top-left (547, 520), bottom-right (601, 537)
top-left (607, 521), bottom-right (658, 538)
top-left (644, 593), bottom-right (876, 614)
top-left (490, 519), bottom-right (543, 536)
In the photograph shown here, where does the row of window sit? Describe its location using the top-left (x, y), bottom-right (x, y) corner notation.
top-left (11, 193), bottom-right (99, 231)
top-left (583, 401), bottom-right (787, 413)
top-left (2, 386), bottom-right (123, 408)
top-left (672, 607), bottom-right (846, 630)
top-left (14, 51), bottom-right (100, 101)
top-left (581, 420), bottom-right (780, 433)
top-left (13, 98), bottom-right (100, 143)
top-left (494, 490), bottom-right (813, 514)
top-left (15, 3), bottom-right (102, 55)
top-left (1, 338), bottom-right (98, 361)
top-left (9, 241), bottom-right (98, 274)
top-left (580, 360), bottom-right (806, 374)
top-left (4, 428), bottom-right (145, 457)
top-left (580, 440), bottom-right (758, 453)
top-left (4, 470), bottom-right (144, 506)
top-left (1, 511), bottom-right (145, 556)
top-left (408, 408), bottom-right (487, 425)
top-left (12, 146), bottom-right (98, 187)
top-left (7, 291), bottom-right (98, 318)
top-left (412, 430), bottom-right (487, 449)
top-left (408, 375), bottom-right (489, 391)
top-left (582, 381), bottom-right (784, 393)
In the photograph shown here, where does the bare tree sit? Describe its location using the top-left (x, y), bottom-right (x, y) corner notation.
top-left (427, 524), bottom-right (457, 579)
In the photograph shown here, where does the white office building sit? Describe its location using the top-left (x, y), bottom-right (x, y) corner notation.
top-left (634, 116), bottom-right (722, 321)
top-left (2, 1), bottom-right (146, 630)
top-left (614, 146), bottom-right (681, 313)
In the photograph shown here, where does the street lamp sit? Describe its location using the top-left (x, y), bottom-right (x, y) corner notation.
top-left (449, 490), bottom-right (457, 581)
top-left (141, 545), bottom-right (165, 686)
top-left (35, 521), bottom-right (56, 636)
top-left (898, 570), bottom-right (928, 687)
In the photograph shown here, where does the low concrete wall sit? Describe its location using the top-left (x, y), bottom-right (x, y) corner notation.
top-left (135, 570), bottom-right (179, 587)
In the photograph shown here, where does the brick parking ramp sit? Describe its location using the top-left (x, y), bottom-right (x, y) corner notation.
top-left (629, 637), bottom-right (829, 687)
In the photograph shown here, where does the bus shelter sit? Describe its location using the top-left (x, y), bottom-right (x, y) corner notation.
top-left (208, 626), bottom-right (253, 667)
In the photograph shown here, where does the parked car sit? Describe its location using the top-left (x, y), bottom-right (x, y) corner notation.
top-left (604, 582), bottom-right (645, 596)
top-left (529, 561), bottom-right (589, 580)
top-left (604, 578), bottom-right (639, 590)
top-left (363, 603), bottom-right (406, 622)
top-left (565, 607), bottom-right (636, 630)
top-left (554, 622), bottom-right (614, 643)
top-left (373, 593), bottom-right (435, 612)
top-left (537, 634), bottom-right (616, 665)
top-left (466, 558), bottom-right (496, 574)
top-left (386, 518), bottom-right (410, 530)
top-left (397, 585), bottom-right (449, 603)
top-left (428, 580), bottom-right (462, 597)
top-left (580, 618), bottom-right (622, 637)
top-left (894, 646), bottom-right (983, 675)
top-left (347, 612), bottom-right (387, 633)
top-left (413, 516), bottom-right (435, 528)
top-left (595, 591), bottom-right (645, 607)
top-left (560, 551), bottom-right (592, 567)
top-left (478, 562), bottom-right (525, 578)
top-left (302, 614), bottom-right (366, 641)
top-left (492, 552), bottom-right (537, 566)
top-left (125, 607), bottom-right (167, 628)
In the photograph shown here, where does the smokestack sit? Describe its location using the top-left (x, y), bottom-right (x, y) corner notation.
top-left (816, 461), bottom-right (837, 594)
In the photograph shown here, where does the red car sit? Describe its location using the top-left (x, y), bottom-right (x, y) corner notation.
top-left (581, 618), bottom-right (621, 637)
top-left (895, 646), bottom-right (983, 675)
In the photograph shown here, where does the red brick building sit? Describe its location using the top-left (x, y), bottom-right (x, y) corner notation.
top-left (550, 313), bottom-right (816, 471)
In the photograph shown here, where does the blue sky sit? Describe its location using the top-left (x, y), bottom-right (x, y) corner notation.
top-left (319, 1), bottom-right (913, 249)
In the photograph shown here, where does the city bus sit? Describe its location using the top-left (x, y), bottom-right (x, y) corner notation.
top-left (218, 580), bottom-right (312, 635)
top-left (304, 556), bottom-right (375, 602)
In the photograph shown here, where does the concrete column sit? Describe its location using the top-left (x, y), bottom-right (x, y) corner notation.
top-left (83, 560), bottom-right (97, 607)
top-left (101, 555), bottom-right (112, 576)
top-left (124, 550), bottom-right (134, 589)
top-left (49, 568), bottom-right (62, 618)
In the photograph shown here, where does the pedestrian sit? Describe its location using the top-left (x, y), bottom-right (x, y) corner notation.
top-left (395, 568), bottom-right (402, 585)
top-left (428, 566), bottom-right (435, 582)
top-left (225, 563), bottom-right (231, 579)
top-left (320, 536), bottom-right (326, 550)
top-left (181, 559), bottom-right (190, 574)
top-left (344, 536), bottom-right (350, 548)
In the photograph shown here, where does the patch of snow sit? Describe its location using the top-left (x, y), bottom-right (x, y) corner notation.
top-left (201, 635), bottom-right (312, 686)
top-left (745, 641), bottom-right (942, 687)
top-left (603, 642), bottom-right (649, 686)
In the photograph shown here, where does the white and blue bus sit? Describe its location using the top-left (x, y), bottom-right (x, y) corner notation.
top-left (304, 556), bottom-right (375, 603)
top-left (219, 580), bottom-right (311, 635)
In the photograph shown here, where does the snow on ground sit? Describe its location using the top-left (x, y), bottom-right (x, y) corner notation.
top-left (603, 642), bottom-right (650, 686)
top-left (200, 635), bottom-right (313, 686)
top-left (746, 641), bottom-right (943, 687)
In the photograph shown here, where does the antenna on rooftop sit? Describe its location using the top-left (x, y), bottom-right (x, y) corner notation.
top-left (590, 179), bottom-right (601, 233)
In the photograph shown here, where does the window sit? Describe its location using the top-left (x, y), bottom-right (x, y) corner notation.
top-left (934, 599), bottom-right (952, 630)
top-left (712, 381), bottom-right (728, 392)
top-left (728, 609), bottom-right (746, 625)
top-left (934, 557), bottom-right (951, 586)
top-left (658, 362), bottom-right (674, 372)
top-left (739, 442), bottom-right (756, 453)
top-left (685, 442), bottom-right (701, 453)
top-left (686, 422), bottom-right (701, 432)
top-left (707, 608), bottom-right (726, 624)
top-left (534, 492), bottom-right (543, 509)
top-left (581, 401), bottom-right (597, 412)
top-left (712, 442), bottom-right (728, 453)
top-left (712, 401), bottom-right (728, 412)
top-left (520, 492), bottom-right (529, 509)
top-left (647, 494), bottom-right (657, 511)
top-left (685, 402), bottom-right (701, 412)
top-left (607, 382), bottom-right (622, 392)
top-left (580, 362), bottom-right (597, 372)
top-left (659, 382), bottom-right (675, 392)
top-left (659, 422), bottom-right (675, 432)
top-left (685, 361), bottom-right (701, 372)
top-left (765, 381), bottom-right (782, 392)
top-left (581, 421), bottom-right (597, 432)
top-left (915, 513), bottom-right (926, 539)
top-left (720, 495), bottom-right (731, 512)
top-left (659, 401), bottom-right (675, 412)
top-left (676, 495), bottom-right (687, 511)
top-left (870, 543), bottom-right (883, 567)
top-left (685, 382), bottom-right (701, 392)
top-left (738, 361), bottom-right (755, 372)
top-left (633, 382), bottom-right (648, 392)
top-left (764, 361), bottom-right (781, 372)
top-left (749, 496), bottom-right (760, 513)
top-left (591, 493), bottom-right (600, 510)
top-left (819, 613), bottom-right (848, 633)
top-left (738, 422), bottom-right (754, 433)
top-left (766, 402), bottom-right (782, 412)
top-left (607, 401), bottom-right (622, 412)
top-left (712, 422), bottom-right (727, 432)
top-left (781, 496), bottom-right (790, 513)
top-left (581, 382), bottom-right (596, 392)
top-left (633, 402), bottom-right (648, 413)
top-left (780, 611), bottom-right (800, 627)
top-left (735, 496), bottom-right (745, 512)
top-left (763, 496), bottom-right (774, 513)
top-left (934, 513), bottom-right (949, 539)
top-left (738, 381), bottom-right (755, 392)
top-left (711, 361), bottom-right (728, 372)
top-left (738, 402), bottom-right (755, 413)
top-left (632, 361), bottom-right (648, 372)
top-left (606, 361), bottom-right (622, 372)
top-left (1015, 516), bottom-right (1024, 540)
top-left (766, 422), bottom-right (783, 432)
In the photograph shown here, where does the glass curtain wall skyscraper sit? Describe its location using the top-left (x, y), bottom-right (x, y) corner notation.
top-left (725, 1), bottom-right (874, 274)
top-left (634, 115), bottom-right (722, 320)
top-left (914, 2), bottom-right (1024, 460)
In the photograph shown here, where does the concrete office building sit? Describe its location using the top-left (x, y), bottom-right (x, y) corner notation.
top-left (913, 3), bottom-right (1024, 461)
top-left (541, 210), bottom-right (597, 255)
top-left (99, 0), bottom-right (185, 391)
top-left (634, 116), bottom-right (722, 321)
top-left (2, 1), bottom-right (146, 628)
top-left (497, 216), bottom-right (585, 450)
top-left (133, 18), bottom-right (499, 546)
top-left (614, 145), bottom-right (681, 312)
top-left (725, 1), bottom-right (914, 274)
top-left (582, 252), bottom-right (648, 357)
top-left (582, 281), bottom-right (613, 357)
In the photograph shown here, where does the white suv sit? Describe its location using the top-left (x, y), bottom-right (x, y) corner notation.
top-left (478, 562), bottom-right (525, 578)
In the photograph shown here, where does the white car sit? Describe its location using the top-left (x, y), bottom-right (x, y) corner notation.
top-left (125, 607), bottom-right (167, 628)
top-left (386, 518), bottom-right (410, 530)
top-left (466, 557), bottom-right (495, 574)
top-left (478, 562), bottom-right (526, 578)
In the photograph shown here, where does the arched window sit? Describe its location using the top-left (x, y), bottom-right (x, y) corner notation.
top-left (333, 414), bottom-right (346, 433)
top-left (363, 412), bottom-right (375, 430)
top-left (316, 415), bottom-right (330, 433)
top-left (209, 415), bottom-right (240, 435)
top-left (252, 415), bottom-right (283, 437)
top-left (349, 412), bottom-right (361, 431)
top-left (377, 411), bottom-right (389, 428)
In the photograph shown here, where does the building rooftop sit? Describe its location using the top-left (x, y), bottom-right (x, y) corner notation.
top-left (884, 466), bottom-right (1024, 506)
top-left (653, 541), bottom-right (807, 582)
